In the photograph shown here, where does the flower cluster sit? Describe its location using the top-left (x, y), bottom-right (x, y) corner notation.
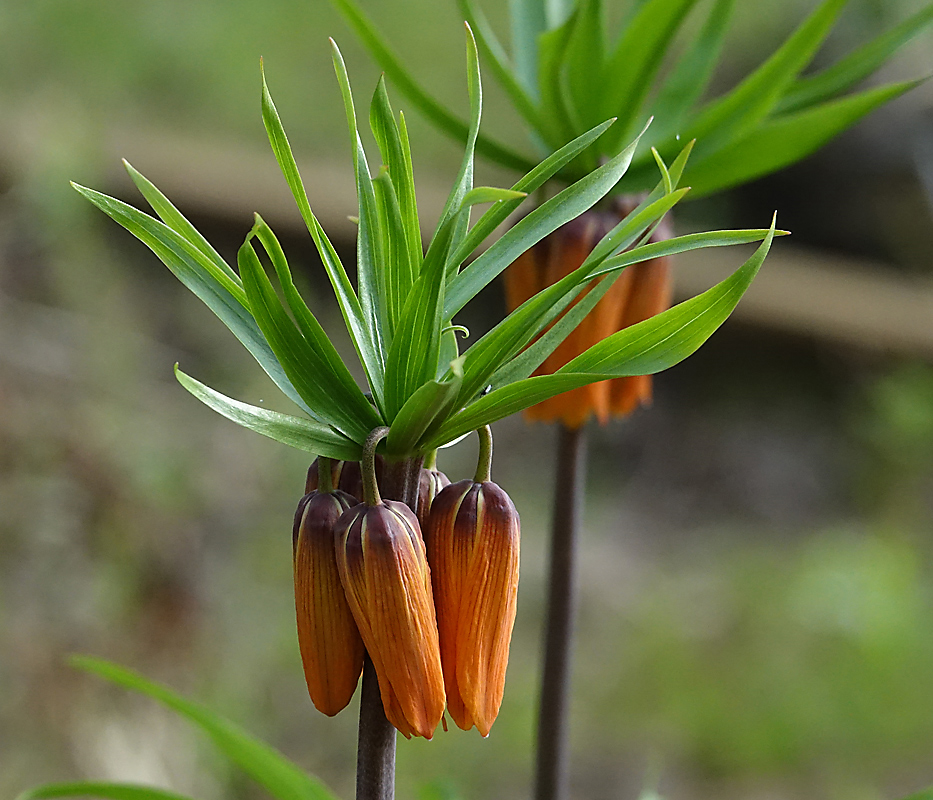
top-left (293, 427), bottom-right (519, 738)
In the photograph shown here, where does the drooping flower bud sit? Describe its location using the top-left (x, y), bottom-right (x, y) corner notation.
top-left (333, 428), bottom-right (446, 739)
top-left (417, 465), bottom-right (451, 531)
top-left (335, 499), bottom-right (446, 738)
top-left (293, 481), bottom-right (365, 716)
top-left (426, 427), bottom-right (520, 736)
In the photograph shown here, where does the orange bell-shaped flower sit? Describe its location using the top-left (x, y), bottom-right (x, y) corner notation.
top-left (426, 426), bottom-right (520, 736)
top-left (334, 433), bottom-right (446, 739)
top-left (293, 465), bottom-right (365, 716)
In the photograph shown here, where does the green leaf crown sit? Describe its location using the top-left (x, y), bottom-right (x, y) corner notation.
top-left (72, 29), bottom-right (784, 461)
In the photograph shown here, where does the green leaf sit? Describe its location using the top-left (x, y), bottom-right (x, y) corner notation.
top-left (537, 10), bottom-right (579, 147)
top-left (490, 226), bottom-right (785, 388)
top-left (260, 68), bottom-right (385, 402)
top-left (176, 367), bottom-right (361, 460)
top-left (123, 161), bottom-right (241, 286)
top-left (70, 656), bottom-right (341, 800)
top-left (648, 0), bottom-right (735, 143)
top-left (679, 0), bottom-right (851, 156)
top-left (562, 0), bottom-right (606, 133)
top-left (372, 167), bottom-right (409, 338)
top-left (452, 186), bottom-right (692, 406)
top-left (329, 0), bottom-right (536, 173)
top-left (684, 79), bottom-right (922, 197)
top-left (902, 789), bottom-right (933, 800)
top-left (509, 0), bottom-right (547, 95)
top-left (445, 122), bottom-right (649, 318)
top-left (425, 24), bottom-right (483, 264)
top-left (331, 40), bottom-right (388, 354)
top-left (370, 77), bottom-right (421, 296)
top-left (248, 216), bottom-right (383, 429)
top-left (449, 117), bottom-right (616, 266)
top-left (386, 359), bottom-right (464, 456)
top-left (71, 183), bottom-right (316, 420)
top-left (600, 0), bottom-right (702, 146)
top-left (238, 236), bottom-right (377, 440)
top-left (429, 218), bottom-right (776, 446)
top-left (17, 784), bottom-right (196, 800)
top-left (456, 0), bottom-right (547, 135)
top-left (777, 3), bottom-right (933, 114)
top-left (592, 227), bottom-right (787, 278)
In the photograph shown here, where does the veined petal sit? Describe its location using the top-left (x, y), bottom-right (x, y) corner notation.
top-left (293, 490), bottom-right (364, 716)
top-left (335, 501), bottom-right (446, 738)
top-left (427, 480), bottom-right (520, 735)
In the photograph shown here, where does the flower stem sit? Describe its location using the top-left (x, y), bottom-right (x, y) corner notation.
top-left (355, 447), bottom-right (423, 800)
top-left (534, 423), bottom-right (587, 800)
top-left (474, 425), bottom-right (493, 483)
top-left (361, 427), bottom-right (390, 506)
top-left (356, 657), bottom-right (396, 800)
top-left (317, 457), bottom-right (334, 494)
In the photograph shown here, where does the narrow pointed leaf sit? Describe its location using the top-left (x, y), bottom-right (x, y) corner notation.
top-left (429, 220), bottom-right (776, 445)
top-left (330, 0), bottom-right (536, 172)
top-left (537, 10), bottom-right (580, 146)
top-left (372, 168), bottom-right (409, 336)
top-left (425, 23), bottom-right (483, 266)
top-left (684, 79), bottom-right (922, 197)
top-left (649, 0), bottom-right (735, 142)
top-left (679, 0), bottom-right (851, 155)
top-left (238, 238), bottom-right (376, 440)
top-left (370, 78), bottom-right (420, 286)
top-left (124, 161), bottom-right (240, 286)
top-left (449, 117), bottom-right (616, 265)
top-left (457, 0), bottom-right (547, 134)
top-left (70, 656), bottom-right (341, 800)
top-left (510, 0), bottom-right (547, 95)
top-left (600, 0), bottom-right (702, 146)
top-left (260, 70), bottom-right (385, 401)
top-left (331, 40), bottom-right (388, 349)
top-left (562, 0), bottom-right (606, 132)
top-left (445, 123), bottom-right (648, 317)
top-left (71, 183), bottom-right (316, 419)
top-left (452, 187), bottom-right (692, 404)
top-left (777, 4), bottom-right (933, 114)
top-left (249, 217), bottom-right (383, 429)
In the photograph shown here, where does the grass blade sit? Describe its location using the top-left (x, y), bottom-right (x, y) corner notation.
top-left (71, 656), bottom-right (341, 800)
top-left (17, 784), bottom-right (196, 800)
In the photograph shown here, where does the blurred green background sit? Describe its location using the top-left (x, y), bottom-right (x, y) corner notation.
top-left (2, 2), bottom-right (933, 800)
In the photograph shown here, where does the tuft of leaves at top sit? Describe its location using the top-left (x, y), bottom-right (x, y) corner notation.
top-left (73, 29), bottom-right (785, 461)
top-left (332, 0), bottom-right (932, 197)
